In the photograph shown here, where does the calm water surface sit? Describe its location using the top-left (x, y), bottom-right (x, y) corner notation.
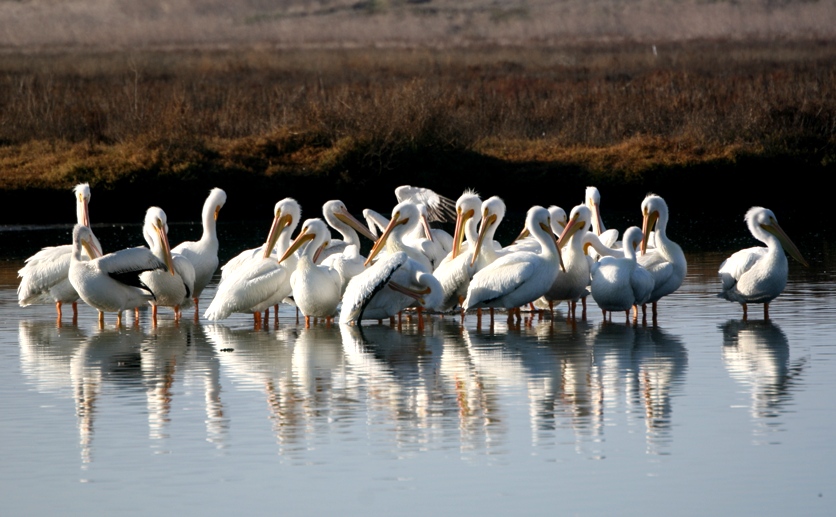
top-left (1, 223), bottom-right (835, 516)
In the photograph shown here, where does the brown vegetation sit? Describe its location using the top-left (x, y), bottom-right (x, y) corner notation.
top-left (1, 39), bottom-right (835, 222)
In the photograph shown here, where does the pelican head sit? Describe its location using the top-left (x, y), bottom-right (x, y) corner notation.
top-left (557, 205), bottom-right (591, 248)
top-left (585, 186), bottom-right (606, 236)
top-left (72, 224), bottom-right (99, 261)
top-left (470, 196), bottom-right (505, 267)
top-left (74, 183), bottom-right (92, 228)
top-left (452, 192), bottom-right (482, 259)
top-left (323, 200), bottom-right (377, 242)
top-left (364, 201), bottom-right (420, 266)
top-left (746, 207), bottom-right (809, 267)
top-left (640, 194), bottom-right (668, 255)
top-left (279, 218), bottom-right (329, 263)
top-left (206, 187), bottom-right (227, 221)
top-left (144, 207), bottom-right (175, 275)
top-left (263, 198), bottom-right (301, 258)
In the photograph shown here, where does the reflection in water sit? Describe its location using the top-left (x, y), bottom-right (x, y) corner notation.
top-left (721, 320), bottom-right (806, 444)
top-left (18, 318), bottom-right (228, 464)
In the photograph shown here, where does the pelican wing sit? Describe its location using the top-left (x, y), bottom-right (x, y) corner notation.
top-left (340, 252), bottom-right (408, 324)
top-left (17, 246), bottom-right (73, 304)
top-left (464, 253), bottom-right (537, 308)
top-left (718, 246), bottom-right (767, 291)
top-left (395, 185), bottom-right (456, 222)
top-left (97, 247), bottom-right (167, 290)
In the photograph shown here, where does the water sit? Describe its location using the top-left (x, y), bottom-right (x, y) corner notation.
top-left (1, 224), bottom-right (835, 516)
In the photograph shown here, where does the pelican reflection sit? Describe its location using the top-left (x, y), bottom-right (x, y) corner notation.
top-left (721, 320), bottom-right (805, 443)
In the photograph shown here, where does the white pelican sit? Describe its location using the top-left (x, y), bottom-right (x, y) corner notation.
top-left (18, 183), bottom-right (103, 321)
top-left (317, 200), bottom-right (377, 264)
top-left (140, 207), bottom-right (196, 324)
top-left (68, 225), bottom-right (167, 327)
top-left (364, 203), bottom-right (453, 270)
top-left (171, 188), bottom-right (226, 313)
top-left (638, 194), bottom-right (687, 321)
top-left (718, 207), bottom-right (808, 320)
top-left (340, 251), bottom-right (442, 325)
top-left (280, 218), bottom-right (342, 327)
top-left (204, 200), bottom-right (300, 325)
top-left (463, 206), bottom-right (564, 313)
top-left (220, 198), bottom-right (301, 279)
top-left (585, 186), bottom-right (619, 249)
top-left (364, 201), bottom-right (434, 273)
top-left (432, 192), bottom-right (482, 311)
top-left (590, 226), bottom-right (654, 322)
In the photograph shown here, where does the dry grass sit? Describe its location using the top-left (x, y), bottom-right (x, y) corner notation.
top-left (0, 40), bottom-right (834, 222)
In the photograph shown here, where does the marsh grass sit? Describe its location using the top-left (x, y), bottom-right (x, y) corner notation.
top-left (0, 40), bottom-right (834, 222)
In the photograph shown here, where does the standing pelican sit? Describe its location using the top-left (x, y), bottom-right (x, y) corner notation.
top-left (364, 201), bottom-right (434, 273)
top-left (540, 204), bottom-right (595, 318)
top-left (718, 207), bottom-right (808, 320)
top-left (463, 206), bottom-right (564, 314)
top-left (171, 187), bottom-right (226, 313)
top-left (281, 219), bottom-right (342, 327)
top-left (203, 201), bottom-right (300, 326)
top-left (141, 207), bottom-right (196, 324)
top-left (68, 225), bottom-right (166, 327)
top-left (18, 183), bottom-right (103, 321)
top-left (638, 194), bottom-right (687, 322)
top-left (432, 192), bottom-right (482, 311)
top-left (585, 186), bottom-right (619, 249)
top-left (590, 226), bottom-right (654, 322)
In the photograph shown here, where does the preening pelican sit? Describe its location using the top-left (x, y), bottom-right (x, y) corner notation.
top-left (68, 225), bottom-right (166, 327)
top-left (463, 206), bottom-right (564, 312)
top-left (18, 183), bottom-right (103, 321)
top-left (220, 198), bottom-right (301, 280)
top-left (171, 187), bottom-right (226, 312)
top-left (432, 192), bottom-right (482, 311)
top-left (281, 218), bottom-right (342, 327)
top-left (590, 226), bottom-right (654, 322)
top-left (364, 203), bottom-right (453, 270)
top-left (340, 251), bottom-right (442, 325)
top-left (394, 184), bottom-right (457, 223)
top-left (204, 200), bottom-right (301, 325)
top-left (141, 207), bottom-right (196, 323)
top-left (638, 194), bottom-right (687, 321)
top-left (718, 207), bottom-right (808, 320)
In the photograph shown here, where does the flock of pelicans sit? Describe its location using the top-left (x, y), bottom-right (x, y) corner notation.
top-left (17, 183), bottom-right (809, 328)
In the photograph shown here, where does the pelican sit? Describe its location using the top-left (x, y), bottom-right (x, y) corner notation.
top-left (638, 194), bottom-right (687, 321)
top-left (317, 200), bottom-right (377, 264)
top-left (340, 251), bottom-right (442, 325)
top-left (18, 183), bottom-right (103, 321)
top-left (140, 207), bottom-right (196, 323)
top-left (220, 198), bottom-right (301, 280)
top-left (463, 206), bottom-right (564, 313)
top-left (590, 226), bottom-right (654, 322)
top-left (171, 188), bottom-right (226, 313)
top-left (394, 184), bottom-right (457, 223)
top-left (281, 219), bottom-right (342, 327)
top-left (585, 186), bottom-right (619, 249)
top-left (204, 200), bottom-right (300, 325)
top-left (364, 201), bottom-right (434, 273)
top-left (718, 207), bottom-right (808, 320)
top-left (432, 192), bottom-right (482, 311)
top-left (364, 203), bottom-right (453, 270)
top-left (68, 225), bottom-right (166, 327)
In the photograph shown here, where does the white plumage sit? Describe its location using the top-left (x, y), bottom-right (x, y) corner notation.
top-left (171, 187), bottom-right (226, 311)
top-left (18, 183), bottom-right (103, 320)
top-left (637, 194), bottom-right (687, 320)
top-left (68, 225), bottom-right (166, 326)
top-left (590, 226), bottom-right (654, 321)
top-left (718, 207), bottom-right (808, 320)
top-left (141, 207), bottom-right (196, 322)
top-left (463, 206), bottom-right (563, 312)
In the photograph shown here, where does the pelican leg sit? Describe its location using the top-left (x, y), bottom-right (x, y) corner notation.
top-left (581, 297), bottom-right (587, 320)
top-left (632, 305), bottom-right (639, 323)
top-left (116, 311), bottom-right (123, 327)
top-left (98, 310), bottom-right (105, 328)
top-left (152, 304), bottom-right (158, 327)
top-left (274, 304), bottom-right (279, 324)
top-left (625, 310), bottom-right (630, 324)
top-left (742, 303), bottom-right (748, 321)
top-left (174, 305), bottom-right (181, 322)
top-left (763, 303), bottom-right (769, 320)
top-left (305, 315), bottom-right (311, 329)
top-left (56, 301), bottom-right (63, 321)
